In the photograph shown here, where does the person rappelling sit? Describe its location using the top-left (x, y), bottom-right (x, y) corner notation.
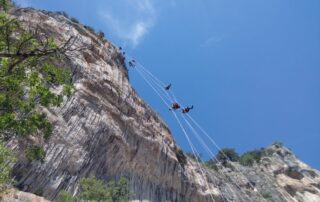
top-left (182, 105), bottom-right (193, 114)
top-left (170, 102), bottom-right (181, 111)
top-left (128, 59), bottom-right (136, 67)
top-left (164, 84), bottom-right (172, 91)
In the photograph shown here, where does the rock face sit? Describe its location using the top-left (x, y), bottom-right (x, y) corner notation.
top-left (2, 189), bottom-right (49, 202)
top-left (6, 8), bottom-right (320, 202)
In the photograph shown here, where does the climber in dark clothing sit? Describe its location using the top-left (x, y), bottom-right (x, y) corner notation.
top-left (164, 84), bottom-right (172, 91)
top-left (182, 105), bottom-right (193, 114)
top-left (128, 59), bottom-right (136, 67)
top-left (170, 102), bottom-right (181, 110)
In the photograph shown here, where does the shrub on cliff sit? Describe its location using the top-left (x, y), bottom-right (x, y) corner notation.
top-left (174, 147), bottom-right (187, 168)
top-left (0, 0), bottom-right (10, 12)
top-left (108, 177), bottom-right (133, 202)
top-left (216, 148), bottom-right (239, 162)
top-left (78, 177), bottom-right (133, 202)
top-left (78, 177), bottom-right (110, 201)
top-left (239, 148), bottom-right (265, 166)
top-left (0, 141), bottom-right (16, 193)
top-left (58, 191), bottom-right (73, 202)
top-left (25, 146), bottom-right (46, 161)
top-left (239, 153), bottom-right (255, 166)
top-left (98, 30), bottom-right (105, 39)
top-left (70, 17), bottom-right (79, 24)
top-left (186, 152), bottom-right (202, 162)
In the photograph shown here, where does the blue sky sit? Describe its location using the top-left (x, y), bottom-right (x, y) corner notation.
top-left (16, 0), bottom-right (320, 169)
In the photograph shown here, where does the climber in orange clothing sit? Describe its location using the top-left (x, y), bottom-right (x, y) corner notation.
top-left (170, 102), bottom-right (181, 110)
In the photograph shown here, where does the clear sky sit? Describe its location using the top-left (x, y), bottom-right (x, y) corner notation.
top-left (15, 0), bottom-right (320, 169)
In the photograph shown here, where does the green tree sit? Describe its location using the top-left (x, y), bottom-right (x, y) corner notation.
top-left (108, 177), bottom-right (132, 202)
top-left (78, 177), bottom-right (111, 201)
top-left (0, 3), bottom-right (78, 142)
top-left (216, 148), bottom-right (239, 162)
top-left (239, 153), bottom-right (255, 166)
top-left (204, 159), bottom-right (219, 171)
top-left (239, 148), bottom-right (265, 166)
top-left (78, 177), bottom-right (133, 202)
top-left (25, 145), bottom-right (46, 161)
top-left (0, 0), bottom-right (82, 193)
top-left (0, 141), bottom-right (16, 193)
top-left (174, 147), bottom-right (187, 168)
top-left (0, 0), bottom-right (10, 12)
top-left (186, 152), bottom-right (201, 162)
top-left (58, 190), bottom-right (73, 202)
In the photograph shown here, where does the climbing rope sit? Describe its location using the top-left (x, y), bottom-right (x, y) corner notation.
top-left (135, 66), bottom-right (217, 202)
top-left (124, 53), bottom-right (268, 201)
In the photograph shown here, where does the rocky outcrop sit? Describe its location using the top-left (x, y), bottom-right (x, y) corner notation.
top-left (1, 189), bottom-right (49, 202)
top-left (6, 8), bottom-right (320, 202)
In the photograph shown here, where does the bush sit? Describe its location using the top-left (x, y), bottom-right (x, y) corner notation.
top-left (25, 146), bottom-right (46, 161)
top-left (240, 149), bottom-right (265, 166)
top-left (0, 0), bottom-right (10, 12)
top-left (56, 11), bottom-right (69, 19)
top-left (84, 25), bottom-right (95, 33)
top-left (58, 190), bottom-right (73, 202)
top-left (78, 177), bottom-right (132, 202)
top-left (205, 160), bottom-right (218, 172)
top-left (186, 152), bottom-right (201, 162)
top-left (78, 177), bottom-right (110, 201)
top-left (239, 153), bottom-right (255, 166)
top-left (174, 147), bottom-right (187, 168)
top-left (108, 177), bottom-right (133, 202)
top-left (216, 148), bottom-right (239, 163)
top-left (0, 142), bottom-right (16, 193)
top-left (273, 141), bottom-right (283, 148)
top-left (98, 31), bottom-right (105, 39)
top-left (261, 191), bottom-right (272, 199)
top-left (70, 17), bottom-right (79, 24)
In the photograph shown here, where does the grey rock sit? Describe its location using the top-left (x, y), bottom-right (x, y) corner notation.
top-left (6, 8), bottom-right (320, 202)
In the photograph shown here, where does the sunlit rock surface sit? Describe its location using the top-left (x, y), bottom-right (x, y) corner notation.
top-left (6, 8), bottom-right (320, 202)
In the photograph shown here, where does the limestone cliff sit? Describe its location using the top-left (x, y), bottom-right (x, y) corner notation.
top-left (5, 8), bottom-right (320, 202)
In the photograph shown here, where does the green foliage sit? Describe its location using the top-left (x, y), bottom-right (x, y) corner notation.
top-left (186, 152), bottom-right (201, 162)
top-left (0, 141), bottom-right (16, 193)
top-left (84, 25), bottom-right (95, 33)
top-left (204, 159), bottom-right (219, 172)
top-left (56, 11), bottom-right (69, 19)
top-left (78, 177), bottom-right (110, 201)
top-left (0, 0), bottom-right (10, 12)
top-left (25, 146), bottom-right (46, 161)
top-left (98, 31), bottom-right (105, 39)
top-left (58, 190), bottom-right (74, 202)
top-left (273, 141), bottom-right (283, 148)
top-left (63, 84), bottom-right (74, 97)
top-left (216, 148), bottom-right (239, 163)
top-left (109, 177), bottom-right (133, 202)
top-left (0, 11), bottom-right (73, 141)
top-left (70, 17), bottom-right (79, 24)
top-left (174, 147), bottom-right (187, 168)
top-left (78, 177), bottom-right (132, 202)
top-left (239, 148), bottom-right (266, 166)
top-left (261, 191), bottom-right (272, 199)
top-left (239, 153), bottom-right (255, 166)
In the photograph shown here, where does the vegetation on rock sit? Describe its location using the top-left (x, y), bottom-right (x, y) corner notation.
top-left (0, 141), bottom-right (16, 193)
top-left (58, 177), bottom-right (133, 202)
top-left (0, 0), bottom-right (78, 193)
